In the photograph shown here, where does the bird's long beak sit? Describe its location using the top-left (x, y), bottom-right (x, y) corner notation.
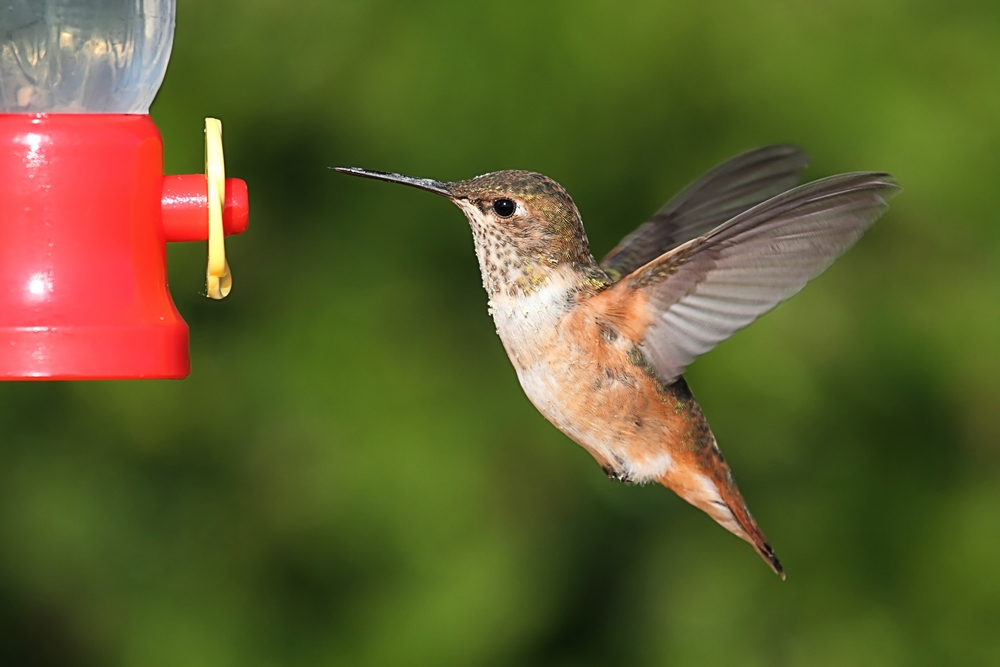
top-left (333, 167), bottom-right (453, 198)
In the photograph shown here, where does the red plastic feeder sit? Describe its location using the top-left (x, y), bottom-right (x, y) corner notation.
top-left (0, 1), bottom-right (248, 380)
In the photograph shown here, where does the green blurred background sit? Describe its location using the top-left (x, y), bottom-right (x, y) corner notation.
top-left (3, 0), bottom-right (1000, 664)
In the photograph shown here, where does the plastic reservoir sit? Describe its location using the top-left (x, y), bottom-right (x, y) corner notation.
top-left (0, 0), bottom-right (175, 113)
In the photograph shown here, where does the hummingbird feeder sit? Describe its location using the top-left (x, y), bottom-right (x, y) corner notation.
top-left (0, 0), bottom-right (248, 380)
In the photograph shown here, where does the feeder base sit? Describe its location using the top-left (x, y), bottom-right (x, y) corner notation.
top-left (0, 114), bottom-right (192, 381)
top-left (0, 324), bottom-right (189, 380)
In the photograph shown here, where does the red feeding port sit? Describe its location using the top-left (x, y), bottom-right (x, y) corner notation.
top-left (0, 113), bottom-right (249, 380)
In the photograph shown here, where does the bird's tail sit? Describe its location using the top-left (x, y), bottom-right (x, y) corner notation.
top-left (716, 480), bottom-right (785, 579)
top-left (660, 462), bottom-right (785, 579)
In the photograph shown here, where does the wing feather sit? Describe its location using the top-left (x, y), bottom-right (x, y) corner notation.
top-left (601, 145), bottom-right (810, 280)
top-left (617, 172), bottom-right (899, 385)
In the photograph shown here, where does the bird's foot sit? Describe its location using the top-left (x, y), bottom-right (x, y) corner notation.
top-left (603, 465), bottom-right (637, 485)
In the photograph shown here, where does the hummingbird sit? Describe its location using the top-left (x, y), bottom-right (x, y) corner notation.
top-left (336, 146), bottom-right (898, 578)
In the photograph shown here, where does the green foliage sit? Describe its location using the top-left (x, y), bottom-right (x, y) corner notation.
top-left (3, 0), bottom-right (1000, 664)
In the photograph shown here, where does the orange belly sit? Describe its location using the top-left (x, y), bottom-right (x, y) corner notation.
top-left (504, 302), bottom-right (784, 577)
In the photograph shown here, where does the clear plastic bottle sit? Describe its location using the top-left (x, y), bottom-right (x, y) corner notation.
top-left (0, 0), bottom-right (175, 113)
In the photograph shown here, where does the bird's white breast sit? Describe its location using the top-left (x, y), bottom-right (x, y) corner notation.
top-left (486, 272), bottom-right (576, 365)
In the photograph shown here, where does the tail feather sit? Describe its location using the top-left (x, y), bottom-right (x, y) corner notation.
top-left (659, 464), bottom-right (785, 579)
top-left (725, 494), bottom-right (785, 579)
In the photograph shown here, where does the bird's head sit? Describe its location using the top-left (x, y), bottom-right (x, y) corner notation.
top-left (335, 167), bottom-right (595, 269)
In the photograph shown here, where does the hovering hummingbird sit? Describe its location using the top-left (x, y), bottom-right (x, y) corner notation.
top-left (336, 146), bottom-right (898, 578)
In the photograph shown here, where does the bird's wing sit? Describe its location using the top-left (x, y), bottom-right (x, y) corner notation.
top-left (605, 172), bottom-right (898, 386)
top-left (600, 145), bottom-right (810, 281)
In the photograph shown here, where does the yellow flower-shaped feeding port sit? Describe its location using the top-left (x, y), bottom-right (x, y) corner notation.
top-left (205, 117), bottom-right (232, 299)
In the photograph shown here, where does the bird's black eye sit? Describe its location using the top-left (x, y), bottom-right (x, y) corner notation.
top-left (492, 198), bottom-right (516, 218)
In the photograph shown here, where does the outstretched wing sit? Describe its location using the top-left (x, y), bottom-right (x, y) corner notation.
top-left (601, 145), bottom-right (810, 281)
top-left (613, 172), bottom-right (899, 385)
